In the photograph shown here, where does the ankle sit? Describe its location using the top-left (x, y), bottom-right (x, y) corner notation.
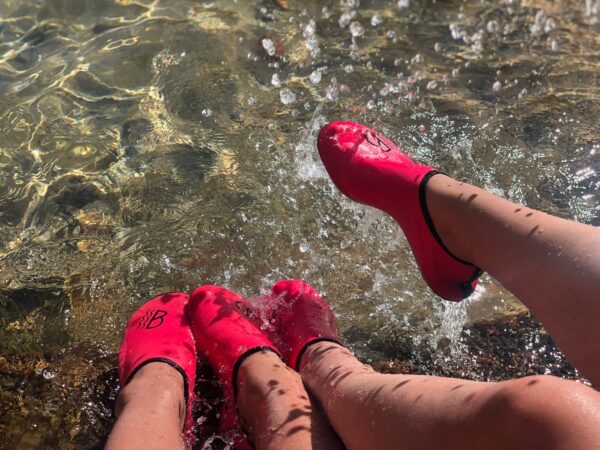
top-left (424, 174), bottom-right (477, 263)
top-left (116, 362), bottom-right (185, 428)
top-left (236, 350), bottom-right (294, 413)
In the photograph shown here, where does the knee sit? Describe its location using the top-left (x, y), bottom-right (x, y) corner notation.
top-left (486, 375), bottom-right (600, 448)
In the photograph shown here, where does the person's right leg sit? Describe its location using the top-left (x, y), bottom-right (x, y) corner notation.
top-left (301, 341), bottom-right (600, 450)
top-left (187, 285), bottom-right (344, 450)
top-left (426, 174), bottom-right (600, 386)
top-left (272, 279), bottom-right (600, 450)
top-left (318, 121), bottom-right (600, 386)
top-left (236, 349), bottom-right (345, 450)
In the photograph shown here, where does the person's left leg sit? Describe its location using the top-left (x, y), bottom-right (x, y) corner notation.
top-left (187, 285), bottom-right (344, 450)
top-left (237, 349), bottom-right (345, 450)
top-left (106, 292), bottom-right (197, 450)
top-left (271, 279), bottom-right (600, 450)
top-left (106, 362), bottom-right (186, 450)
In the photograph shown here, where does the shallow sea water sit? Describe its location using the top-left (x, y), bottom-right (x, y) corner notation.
top-left (0, 0), bottom-right (598, 447)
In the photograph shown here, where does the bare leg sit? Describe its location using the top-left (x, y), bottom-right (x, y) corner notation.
top-left (106, 362), bottom-right (185, 450)
top-left (237, 350), bottom-right (344, 450)
top-left (426, 174), bottom-right (600, 386)
top-left (301, 341), bottom-right (600, 450)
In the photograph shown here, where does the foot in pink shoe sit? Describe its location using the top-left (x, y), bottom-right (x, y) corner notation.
top-left (318, 121), bottom-right (482, 301)
top-left (267, 279), bottom-right (343, 371)
top-left (118, 292), bottom-right (197, 434)
top-left (187, 285), bottom-right (280, 450)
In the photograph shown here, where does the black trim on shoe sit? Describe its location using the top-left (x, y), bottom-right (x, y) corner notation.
top-left (295, 337), bottom-right (344, 372)
top-left (461, 268), bottom-right (485, 298)
top-left (232, 346), bottom-right (280, 399)
top-left (125, 357), bottom-right (191, 408)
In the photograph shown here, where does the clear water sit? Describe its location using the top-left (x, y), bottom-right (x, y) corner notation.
top-left (0, 0), bottom-right (598, 447)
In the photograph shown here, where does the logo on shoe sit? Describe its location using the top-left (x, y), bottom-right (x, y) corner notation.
top-left (234, 301), bottom-right (260, 322)
top-left (138, 309), bottom-right (168, 329)
top-left (364, 130), bottom-right (392, 152)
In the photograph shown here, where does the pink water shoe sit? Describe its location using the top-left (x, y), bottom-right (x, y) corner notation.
top-left (267, 280), bottom-right (343, 371)
top-left (118, 292), bottom-right (197, 434)
top-left (318, 121), bottom-right (482, 301)
top-left (187, 285), bottom-right (280, 450)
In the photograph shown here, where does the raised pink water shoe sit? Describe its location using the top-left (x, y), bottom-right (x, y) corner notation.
top-left (268, 279), bottom-right (343, 371)
top-left (318, 121), bottom-right (481, 301)
top-left (118, 292), bottom-right (197, 434)
top-left (187, 285), bottom-right (280, 450)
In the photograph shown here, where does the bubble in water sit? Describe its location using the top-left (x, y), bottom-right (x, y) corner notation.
top-left (303, 19), bottom-right (316, 37)
top-left (305, 36), bottom-right (320, 57)
top-left (371, 15), bottom-right (383, 26)
top-left (261, 38), bottom-right (276, 57)
top-left (326, 79), bottom-right (339, 101)
top-left (492, 81), bottom-right (502, 91)
top-left (201, 108), bottom-right (212, 117)
top-left (247, 96), bottom-right (257, 106)
top-left (339, 11), bottom-right (355, 28)
top-left (349, 21), bottom-right (365, 37)
top-left (271, 73), bottom-right (282, 87)
top-left (280, 87), bottom-right (296, 105)
top-left (411, 53), bottom-right (424, 64)
top-left (449, 23), bottom-right (462, 40)
top-left (309, 69), bottom-right (322, 84)
top-left (397, 0), bottom-right (410, 8)
top-left (344, 64), bottom-right (354, 73)
top-left (486, 20), bottom-right (499, 33)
